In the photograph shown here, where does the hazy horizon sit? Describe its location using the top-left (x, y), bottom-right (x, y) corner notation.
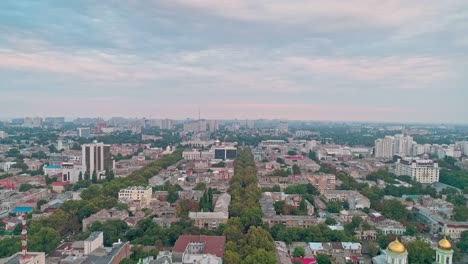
top-left (1, 1), bottom-right (467, 123)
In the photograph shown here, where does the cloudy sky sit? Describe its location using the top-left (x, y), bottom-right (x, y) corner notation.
top-left (1, 1), bottom-right (467, 123)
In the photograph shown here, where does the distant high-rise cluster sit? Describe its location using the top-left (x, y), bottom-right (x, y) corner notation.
top-left (375, 134), bottom-right (467, 160)
top-left (278, 120), bottom-right (288, 133)
top-left (374, 134), bottom-right (413, 159)
top-left (23, 117), bottom-right (43, 128)
top-left (160, 119), bottom-right (174, 130)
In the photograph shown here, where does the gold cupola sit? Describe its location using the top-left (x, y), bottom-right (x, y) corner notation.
top-left (388, 238), bottom-right (406, 254)
top-left (438, 237), bottom-right (452, 250)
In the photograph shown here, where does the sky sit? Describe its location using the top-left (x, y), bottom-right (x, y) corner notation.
top-left (0, 1), bottom-right (467, 123)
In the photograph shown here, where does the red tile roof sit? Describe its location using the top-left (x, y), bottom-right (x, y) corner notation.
top-left (291, 258), bottom-right (317, 264)
top-left (172, 235), bottom-right (226, 257)
top-left (51, 181), bottom-right (70, 186)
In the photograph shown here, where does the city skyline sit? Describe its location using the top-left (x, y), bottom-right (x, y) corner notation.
top-left (1, 1), bottom-right (468, 123)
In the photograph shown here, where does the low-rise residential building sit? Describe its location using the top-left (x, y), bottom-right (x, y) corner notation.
top-left (307, 242), bottom-right (362, 256)
top-left (323, 190), bottom-right (370, 209)
top-left (307, 173), bottom-right (336, 194)
top-left (43, 165), bottom-right (62, 176)
top-left (82, 209), bottom-right (128, 232)
top-left (275, 241), bottom-right (293, 264)
top-left (355, 229), bottom-right (377, 241)
top-left (263, 215), bottom-right (322, 228)
top-left (172, 235), bottom-right (225, 264)
top-left (118, 186), bottom-right (152, 207)
top-left (61, 162), bottom-right (84, 183)
top-left (372, 219), bottom-right (406, 235)
top-left (413, 206), bottom-right (468, 239)
top-left (51, 181), bottom-right (70, 193)
top-left (339, 210), bottom-right (368, 223)
top-left (189, 193), bottom-right (230, 230)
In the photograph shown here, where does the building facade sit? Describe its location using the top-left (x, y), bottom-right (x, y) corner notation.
top-left (118, 186), bottom-right (152, 207)
top-left (395, 158), bottom-right (439, 183)
top-left (82, 142), bottom-right (113, 179)
top-left (374, 136), bottom-right (394, 159)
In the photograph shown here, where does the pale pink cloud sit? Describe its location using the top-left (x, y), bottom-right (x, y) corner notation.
top-left (285, 55), bottom-right (456, 88)
top-left (168, 0), bottom-right (466, 35)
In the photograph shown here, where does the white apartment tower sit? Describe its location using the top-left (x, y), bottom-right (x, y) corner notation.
top-left (375, 136), bottom-right (394, 159)
top-left (393, 134), bottom-right (414, 157)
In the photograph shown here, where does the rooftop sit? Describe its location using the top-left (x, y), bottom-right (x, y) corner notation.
top-left (173, 235), bottom-right (226, 258)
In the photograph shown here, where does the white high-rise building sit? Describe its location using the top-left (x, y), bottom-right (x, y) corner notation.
top-left (375, 136), bottom-right (394, 159)
top-left (393, 134), bottom-right (414, 157)
top-left (395, 158), bottom-right (439, 183)
top-left (412, 144), bottom-right (425, 156)
top-left (77, 127), bottom-right (91, 138)
top-left (278, 120), bottom-right (288, 133)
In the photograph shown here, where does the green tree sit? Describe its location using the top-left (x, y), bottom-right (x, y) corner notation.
top-left (224, 250), bottom-right (242, 264)
top-left (90, 220), bottom-right (129, 246)
top-left (0, 237), bottom-right (21, 258)
top-left (36, 199), bottom-right (47, 210)
top-left (299, 199), bottom-right (307, 213)
top-left (105, 169), bottom-right (115, 181)
top-left (316, 254), bottom-right (331, 264)
top-left (115, 202), bottom-right (129, 211)
top-left (325, 217), bottom-right (337, 225)
top-left (380, 199), bottom-right (408, 221)
top-left (367, 242), bottom-right (380, 257)
top-left (326, 201), bottom-right (341, 213)
top-left (6, 148), bottom-right (21, 158)
top-left (224, 217), bottom-right (244, 243)
top-left (48, 144), bottom-right (59, 153)
top-left (29, 227), bottom-right (61, 254)
top-left (453, 206), bottom-right (468, 221)
top-left (91, 171), bottom-right (98, 183)
top-left (194, 182), bottom-right (206, 191)
top-left (406, 239), bottom-right (435, 264)
top-left (78, 171), bottom-right (83, 181)
top-left (457, 231), bottom-right (468, 253)
top-left (19, 183), bottom-right (34, 192)
top-left (240, 207), bottom-right (263, 230)
top-left (293, 246), bottom-right (305, 257)
top-left (308, 150), bottom-right (317, 161)
top-left (241, 226), bottom-right (275, 257)
top-left (292, 164), bottom-right (301, 175)
top-left (167, 189), bottom-right (179, 203)
top-left (243, 249), bottom-right (276, 264)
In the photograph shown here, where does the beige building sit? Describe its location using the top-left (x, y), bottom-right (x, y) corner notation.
top-left (82, 209), bottom-right (128, 232)
top-left (323, 190), bottom-right (371, 209)
top-left (395, 158), bottom-right (439, 183)
top-left (84, 232), bottom-right (104, 255)
top-left (189, 193), bottom-right (230, 230)
top-left (263, 215), bottom-right (322, 228)
top-left (118, 186), bottom-right (152, 207)
top-left (307, 173), bottom-right (336, 194)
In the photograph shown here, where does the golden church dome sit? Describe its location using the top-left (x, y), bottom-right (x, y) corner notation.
top-left (438, 237), bottom-right (452, 250)
top-left (388, 238), bottom-right (406, 254)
